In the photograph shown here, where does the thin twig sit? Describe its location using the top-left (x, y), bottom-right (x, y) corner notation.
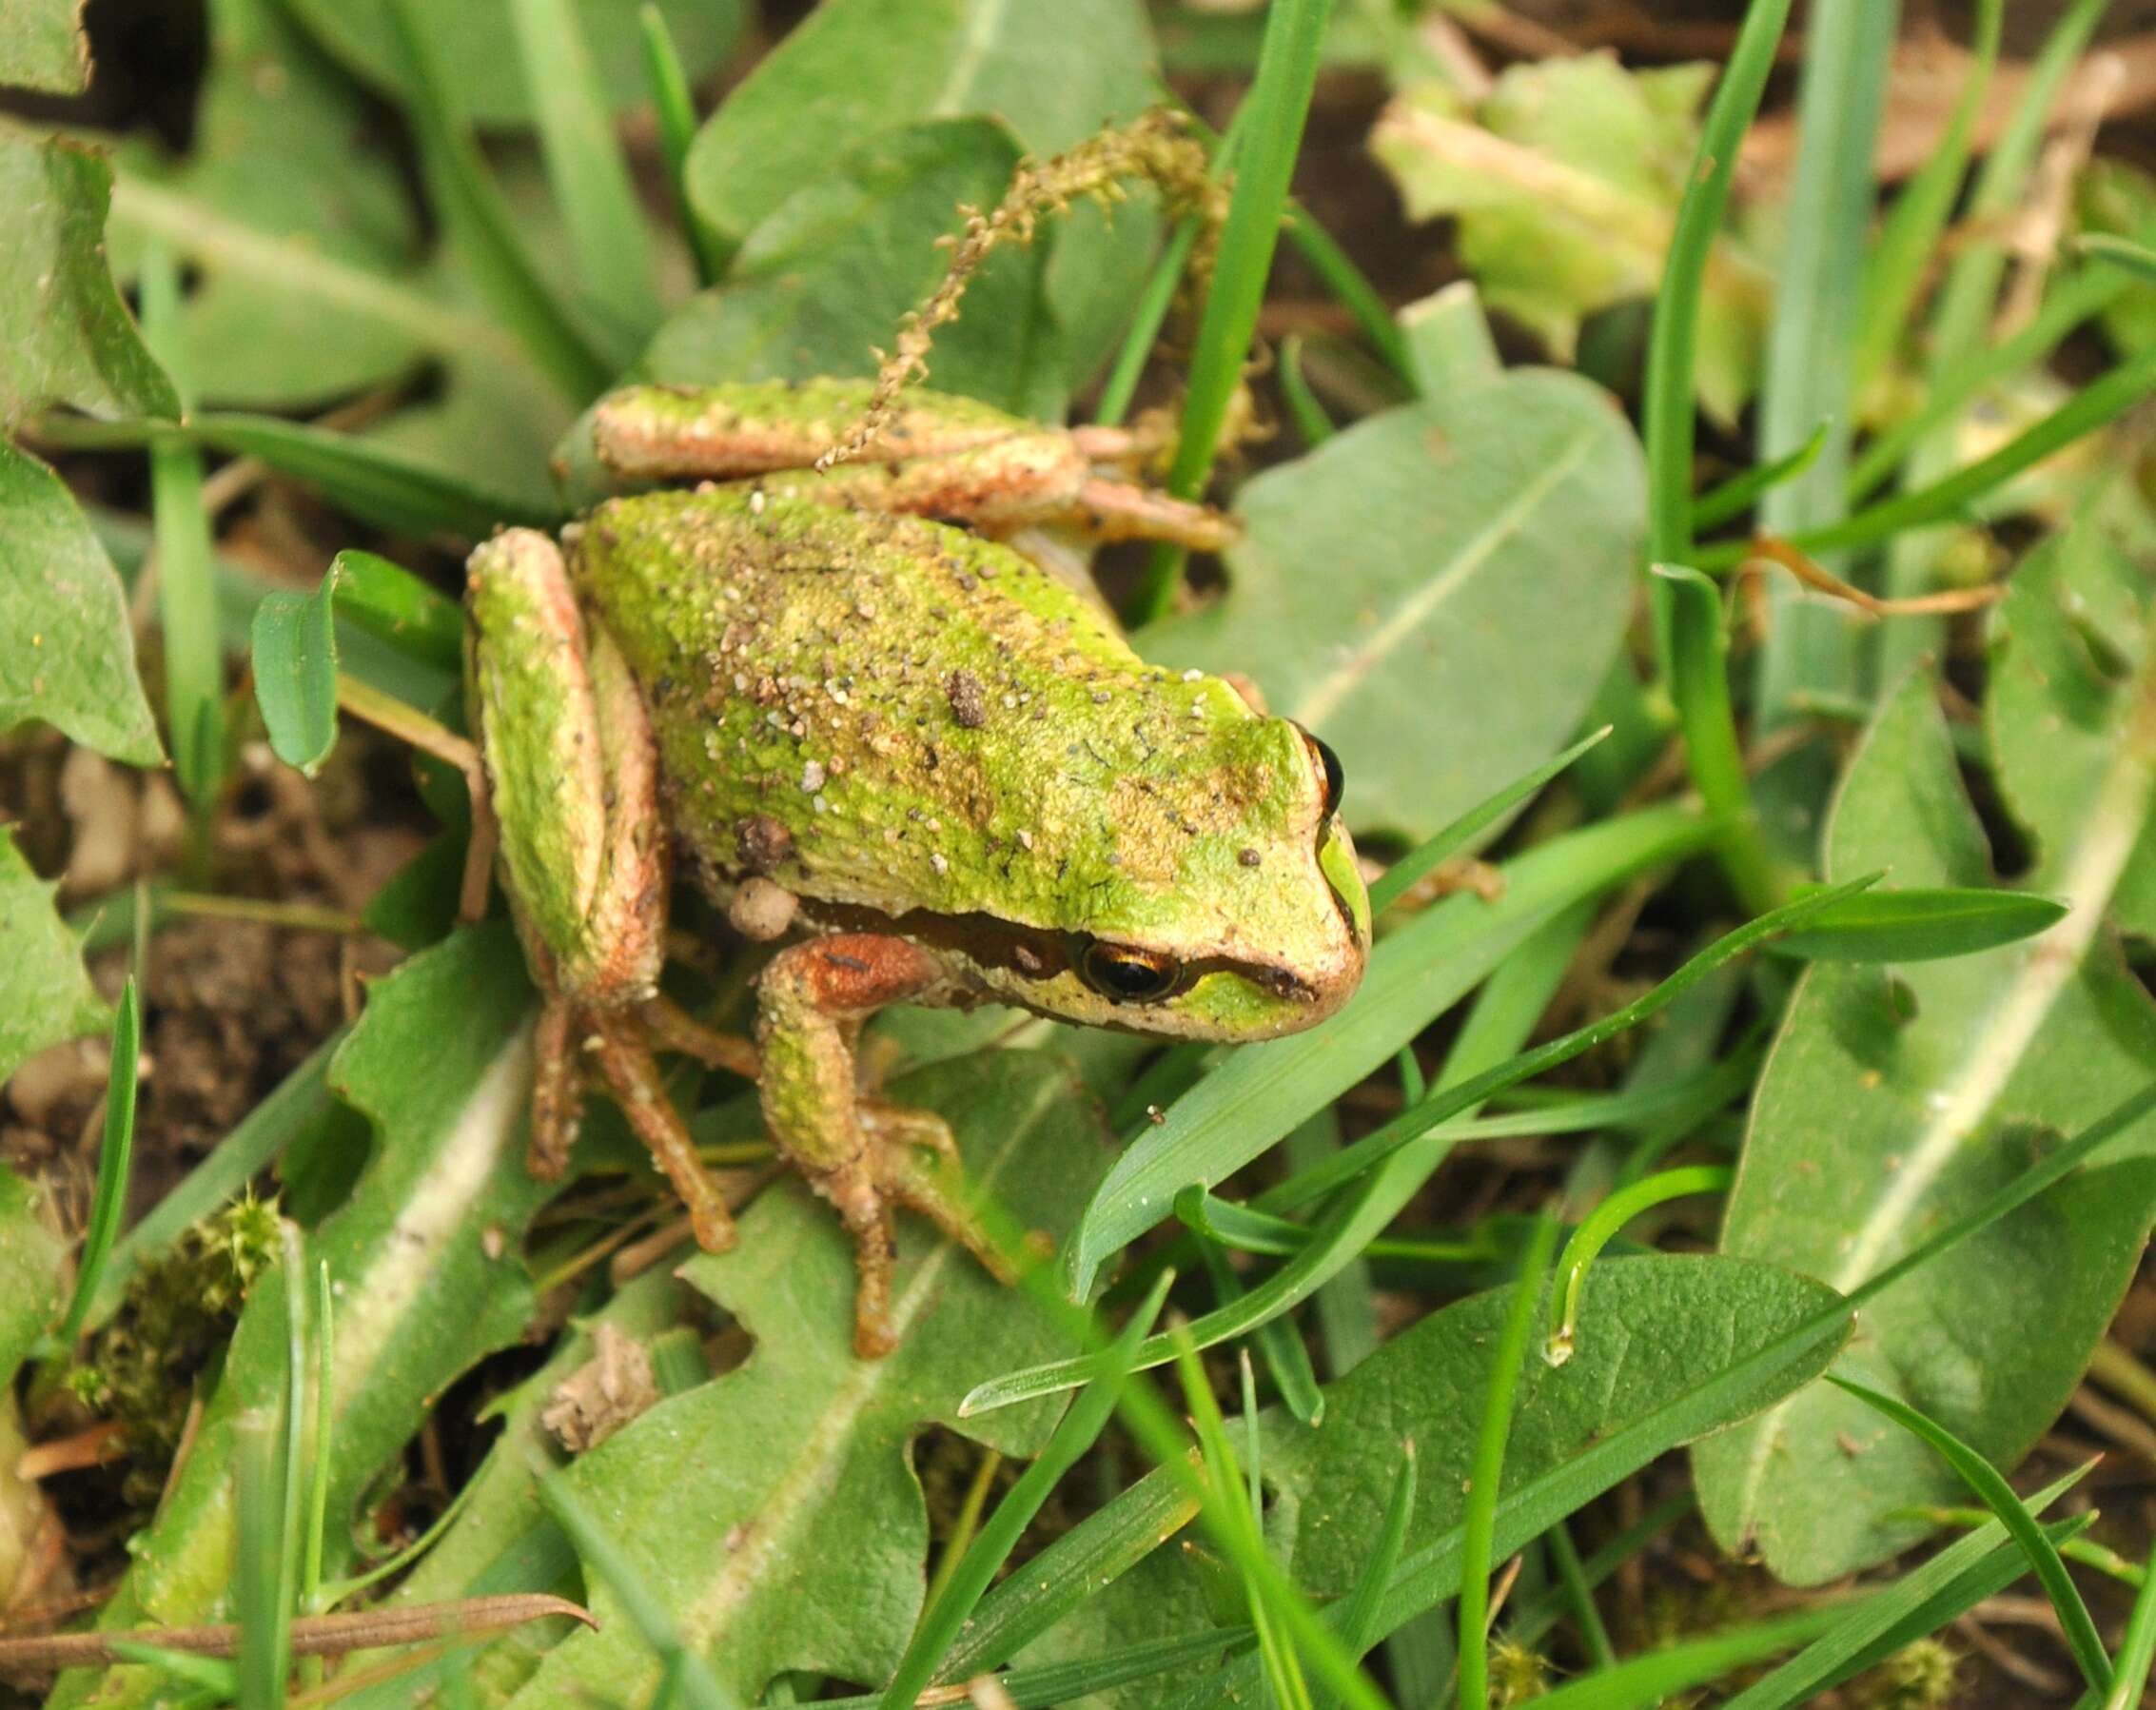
top-left (0, 1594), bottom-right (594, 1670)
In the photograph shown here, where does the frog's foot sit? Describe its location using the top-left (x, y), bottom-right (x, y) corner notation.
top-left (813, 1114), bottom-right (1020, 1359)
top-left (587, 1022), bottom-right (738, 1255)
top-left (1070, 478), bottom-right (1236, 553)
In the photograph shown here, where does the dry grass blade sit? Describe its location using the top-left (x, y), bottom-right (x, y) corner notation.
top-left (1744, 537), bottom-right (2006, 619)
top-left (0, 1594), bottom-right (594, 1669)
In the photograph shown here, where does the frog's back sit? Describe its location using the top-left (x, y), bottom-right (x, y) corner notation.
top-left (573, 488), bottom-right (1299, 939)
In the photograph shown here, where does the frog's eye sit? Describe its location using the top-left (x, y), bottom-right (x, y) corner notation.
top-left (1291, 722), bottom-right (1345, 818)
top-left (1079, 943), bottom-right (1183, 1004)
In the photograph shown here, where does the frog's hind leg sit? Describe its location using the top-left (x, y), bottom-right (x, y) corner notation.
top-left (589, 1025), bottom-right (737, 1254)
top-left (470, 529), bottom-right (729, 1241)
top-left (756, 934), bottom-right (1016, 1357)
top-left (527, 992), bottom-right (584, 1180)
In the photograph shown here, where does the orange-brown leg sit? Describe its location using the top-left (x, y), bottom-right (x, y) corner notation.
top-left (590, 1027), bottom-right (737, 1255)
top-left (756, 934), bottom-right (1016, 1356)
top-left (637, 994), bottom-right (761, 1080)
top-left (527, 995), bottom-right (582, 1181)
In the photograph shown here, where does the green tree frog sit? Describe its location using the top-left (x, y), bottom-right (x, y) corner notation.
top-left (466, 379), bottom-right (1370, 1356)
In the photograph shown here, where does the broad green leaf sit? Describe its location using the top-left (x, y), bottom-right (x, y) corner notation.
top-left (1767, 887), bottom-right (2068, 962)
top-left (251, 576), bottom-right (341, 776)
top-left (1016, 1256), bottom-right (1849, 1709)
top-left (0, 0), bottom-right (88, 92)
top-left (684, 0), bottom-right (1161, 386)
top-left (640, 120), bottom-right (1065, 423)
top-left (0, 1165), bottom-right (62, 1384)
top-left (0, 828), bottom-right (109, 1088)
top-left (0, 132), bottom-right (177, 426)
top-left (0, 440), bottom-right (162, 764)
top-left (1370, 52), bottom-right (1768, 423)
top-left (49, 925), bottom-right (550, 1710)
top-left (1068, 804), bottom-right (1711, 1312)
top-left (99, 0), bottom-right (576, 513)
top-left (1698, 501), bottom-right (2156, 1585)
top-left (495, 1052), bottom-right (1113, 1707)
top-left (280, 0), bottom-right (740, 128)
top-left (102, 0), bottom-right (421, 409)
top-left (1143, 367), bottom-right (1645, 843)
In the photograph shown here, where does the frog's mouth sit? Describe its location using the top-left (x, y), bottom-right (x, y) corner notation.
top-left (795, 898), bottom-right (1334, 1016)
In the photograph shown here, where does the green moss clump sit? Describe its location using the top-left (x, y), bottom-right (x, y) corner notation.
top-left (67, 1193), bottom-right (283, 1510)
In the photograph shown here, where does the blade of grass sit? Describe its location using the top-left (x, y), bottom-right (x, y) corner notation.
top-left (2101, 1529), bottom-right (2156, 1710)
top-left (815, 1629), bottom-right (1248, 1710)
top-left (1457, 1212), bottom-right (1560, 1710)
top-left (45, 977), bottom-right (139, 1357)
top-left (1096, 113), bottom-right (1248, 430)
top-left (1829, 1376), bottom-right (2111, 1695)
top-left (1655, 563), bottom-right (1777, 914)
top-left (1194, 1228), bottom-right (1324, 1424)
top-left (1851, 0), bottom-right (2005, 397)
top-left (1524, 1608), bottom-right (1843, 1708)
top-left (1170, 1340), bottom-right (1333, 1710)
top-left (137, 239), bottom-right (226, 877)
top-left (1279, 334), bottom-right (1336, 447)
top-left (1180, 104), bottom-right (1414, 388)
top-left (382, 0), bottom-right (613, 398)
top-left (1127, 0), bottom-right (1335, 623)
top-left (1260, 877), bottom-right (1872, 1217)
top-left (1539, 1518), bottom-right (1617, 1668)
top-left (1641, 0), bottom-right (1793, 579)
top-left (1847, 263), bottom-right (2128, 503)
top-left (1699, 339), bottom-right (2156, 568)
top-left (536, 1473), bottom-right (745, 1710)
top-left (1876, 0), bottom-right (2115, 678)
top-left (1750, 0), bottom-right (1898, 730)
top-left (508, 0), bottom-right (661, 343)
top-left (638, 6), bottom-right (726, 288)
top-left (2080, 231), bottom-right (2156, 285)
top-left (1544, 1166), bottom-right (1732, 1367)
top-left (1723, 1464), bottom-right (2094, 1710)
top-left (233, 1409), bottom-right (290, 1710)
top-left (1691, 421), bottom-right (1829, 536)
top-left (1366, 726), bottom-right (1612, 915)
top-left (1315, 1442), bottom-right (1416, 1710)
top-left (873, 1272), bottom-right (1176, 1710)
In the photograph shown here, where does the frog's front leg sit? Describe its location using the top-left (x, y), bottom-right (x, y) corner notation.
top-left (756, 934), bottom-right (1018, 1358)
top-left (467, 528), bottom-right (745, 1250)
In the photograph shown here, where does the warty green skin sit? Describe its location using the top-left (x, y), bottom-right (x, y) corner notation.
top-left (571, 487), bottom-right (1368, 1037)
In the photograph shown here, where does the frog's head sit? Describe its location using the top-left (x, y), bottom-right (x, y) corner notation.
top-left (960, 686), bottom-right (1371, 1042)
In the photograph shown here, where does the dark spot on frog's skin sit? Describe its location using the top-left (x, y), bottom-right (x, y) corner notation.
top-left (735, 814), bottom-right (793, 875)
top-left (947, 670), bottom-right (989, 729)
top-left (1239, 848), bottom-right (1262, 868)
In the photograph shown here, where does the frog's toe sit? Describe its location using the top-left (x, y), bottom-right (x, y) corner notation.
top-left (860, 1100), bottom-right (959, 1160)
top-left (877, 1144), bottom-right (1019, 1287)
